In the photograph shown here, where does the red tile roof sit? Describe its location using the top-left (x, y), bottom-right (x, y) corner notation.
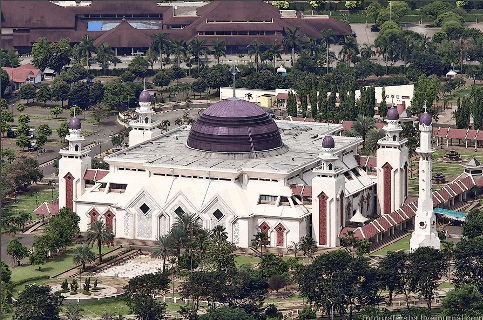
top-left (342, 121), bottom-right (353, 130)
top-left (33, 200), bottom-right (59, 216)
top-left (83, 169), bottom-right (109, 181)
top-left (467, 130), bottom-right (478, 140)
top-left (447, 128), bottom-right (468, 139)
top-left (436, 127), bottom-right (450, 138)
top-left (2, 64), bottom-right (41, 83)
top-left (277, 93), bottom-right (289, 100)
top-left (1, 1), bottom-right (76, 28)
top-left (476, 131), bottom-right (483, 141)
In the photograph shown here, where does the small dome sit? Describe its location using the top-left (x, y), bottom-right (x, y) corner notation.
top-left (386, 107), bottom-right (399, 120)
top-left (322, 135), bottom-right (335, 149)
top-left (420, 112), bottom-right (432, 126)
top-left (187, 99), bottom-right (282, 152)
top-left (139, 90), bottom-right (151, 103)
top-left (68, 117), bottom-right (81, 130)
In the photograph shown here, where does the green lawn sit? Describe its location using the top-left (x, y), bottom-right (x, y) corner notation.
top-left (4, 188), bottom-right (58, 217)
top-left (371, 235), bottom-right (410, 256)
top-left (235, 255), bottom-right (260, 266)
top-left (10, 245), bottom-right (114, 284)
top-left (438, 282), bottom-right (454, 290)
top-left (74, 297), bottom-right (131, 317)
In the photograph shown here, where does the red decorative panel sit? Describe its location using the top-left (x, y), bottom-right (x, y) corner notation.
top-left (64, 172), bottom-right (74, 210)
top-left (383, 163), bottom-right (393, 215)
top-left (275, 223), bottom-right (286, 247)
top-left (404, 163), bottom-right (408, 198)
top-left (318, 192), bottom-right (328, 245)
top-left (340, 192), bottom-right (344, 227)
top-left (104, 210), bottom-right (115, 230)
top-left (259, 222), bottom-right (270, 239)
top-left (88, 209), bottom-right (99, 224)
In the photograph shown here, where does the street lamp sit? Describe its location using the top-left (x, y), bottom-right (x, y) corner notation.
top-left (327, 298), bottom-right (334, 320)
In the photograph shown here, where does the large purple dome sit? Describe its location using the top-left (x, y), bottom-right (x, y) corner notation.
top-left (386, 107), bottom-right (399, 120)
top-left (187, 99), bottom-right (282, 152)
top-left (139, 90), bottom-right (151, 103)
top-left (68, 117), bottom-right (81, 130)
top-left (322, 135), bottom-right (335, 149)
top-left (420, 112), bottom-right (432, 126)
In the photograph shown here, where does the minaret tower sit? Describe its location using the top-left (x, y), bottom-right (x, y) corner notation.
top-left (410, 109), bottom-right (440, 250)
top-left (129, 85), bottom-right (161, 147)
top-left (312, 136), bottom-right (345, 247)
top-left (377, 107), bottom-right (409, 215)
top-left (59, 116), bottom-right (91, 211)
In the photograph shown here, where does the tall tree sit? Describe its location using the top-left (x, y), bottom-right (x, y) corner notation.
top-left (6, 238), bottom-right (29, 266)
top-left (51, 79), bottom-right (70, 107)
top-left (171, 39), bottom-right (187, 65)
top-left (31, 37), bottom-right (51, 71)
top-left (72, 245), bottom-right (95, 272)
top-left (96, 43), bottom-right (118, 74)
top-left (77, 35), bottom-right (96, 69)
top-left (339, 35), bottom-right (359, 67)
top-left (152, 33), bottom-right (171, 69)
top-left (353, 115), bottom-right (375, 149)
top-left (247, 40), bottom-right (265, 72)
top-left (211, 39), bottom-right (226, 65)
top-left (283, 26), bottom-right (304, 66)
top-left (188, 37), bottom-right (207, 72)
top-left (48, 37), bottom-right (72, 74)
top-left (14, 285), bottom-right (64, 320)
top-left (85, 220), bottom-right (114, 263)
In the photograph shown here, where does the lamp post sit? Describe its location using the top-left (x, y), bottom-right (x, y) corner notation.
top-left (327, 298), bottom-right (334, 320)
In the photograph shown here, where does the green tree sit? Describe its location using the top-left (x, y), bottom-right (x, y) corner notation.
top-left (0, 49), bottom-right (20, 67)
top-left (441, 284), bottom-right (483, 316)
top-left (18, 114), bottom-right (30, 125)
top-left (35, 134), bottom-right (48, 148)
top-left (339, 35), bottom-right (359, 67)
top-left (378, 251), bottom-right (408, 306)
top-left (199, 307), bottom-right (256, 320)
top-left (70, 106), bottom-right (83, 118)
top-left (57, 121), bottom-right (69, 142)
top-left (37, 124), bottom-right (53, 137)
top-left (14, 285), bottom-right (64, 320)
top-left (297, 250), bottom-right (381, 320)
top-left (103, 81), bottom-right (135, 110)
top-left (89, 82), bottom-right (105, 106)
top-left (365, 1), bottom-right (382, 24)
top-left (6, 238), bottom-right (29, 266)
top-left (283, 26), bottom-right (304, 66)
top-left (463, 209), bottom-right (483, 238)
top-left (36, 85), bottom-right (51, 107)
top-left (409, 247), bottom-right (448, 310)
top-left (410, 75), bottom-right (440, 115)
top-left (48, 38), bottom-right (72, 74)
top-left (69, 82), bottom-right (90, 110)
top-left (259, 253), bottom-right (289, 279)
top-left (379, 87), bottom-right (388, 117)
top-left (128, 56), bottom-right (150, 78)
top-left (123, 272), bottom-right (170, 320)
top-left (1, 69), bottom-right (10, 98)
top-left (211, 39), bottom-right (226, 64)
top-left (188, 37), bottom-right (207, 71)
top-left (50, 105), bottom-right (64, 119)
top-left (247, 40), bottom-right (265, 73)
top-left (454, 236), bottom-right (483, 293)
top-left (51, 79), bottom-right (70, 107)
top-left (16, 135), bottom-right (30, 150)
top-left (86, 220), bottom-right (114, 263)
top-left (96, 43), bottom-right (118, 74)
top-left (77, 35), bottom-right (96, 69)
top-left (18, 83), bottom-right (36, 103)
top-left (286, 91), bottom-right (297, 117)
top-left (15, 103), bottom-right (25, 112)
top-left (205, 226), bottom-right (237, 272)
top-left (455, 97), bottom-right (471, 129)
top-left (152, 33), bottom-right (171, 69)
top-left (153, 70), bottom-right (171, 87)
top-left (364, 128), bottom-right (384, 155)
top-left (31, 37), bottom-right (51, 71)
top-left (251, 232), bottom-right (269, 256)
top-left (300, 236), bottom-right (317, 258)
top-left (72, 245), bottom-right (95, 271)
top-left (353, 115), bottom-right (375, 149)
top-left (90, 103), bottom-right (111, 123)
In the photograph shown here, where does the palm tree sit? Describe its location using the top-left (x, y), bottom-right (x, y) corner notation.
top-left (283, 26), bottom-right (304, 66)
top-left (360, 43), bottom-right (375, 60)
top-left (152, 235), bottom-right (173, 272)
top-left (72, 245), bottom-right (95, 281)
top-left (77, 35), bottom-right (96, 69)
top-left (171, 39), bottom-right (187, 66)
top-left (247, 40), bottom-right (265, 72)
top-left (339, 35), bottom-right (359, 67)
top-left (266, 40), bottom-right (283, 73)
top-left (211, 225), bottom-right (228, 241)
top-left (188, 37), bottom-right (207, 72)
top-left (96, 43), bottom-right (118, 74)
top-left (211, 39), bottom-right (226, 64)
top-left (251, 231), bottom-right (269, 256)
top-left (321, 29), bottom-right (335, 73)
top-left (85, 220), bottom-right (114, 263)
top-left (172, 211), bottom-right (202, 243)
top-left (353, 115), bottom-right (375, 149)
top-left (152, 32), bottom-right (171, 69)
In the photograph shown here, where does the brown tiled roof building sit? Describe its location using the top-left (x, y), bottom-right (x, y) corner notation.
top-left (1, 0), bottom-right (352, 54)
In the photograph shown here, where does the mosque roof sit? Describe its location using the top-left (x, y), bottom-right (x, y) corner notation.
top-left (187, 99), bottom-right (283, 153)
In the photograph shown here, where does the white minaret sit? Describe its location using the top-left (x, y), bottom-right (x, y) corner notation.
top-left (410, 109), bottom-right (440, 250)
top-left (129, 85), bottom-right (161, 147)
top-left (312, 136), bottom-right (345, 247)
top-left (59, 116), bottom-right (91, 211)
top-left (377, 107), bottom-right (409, 215)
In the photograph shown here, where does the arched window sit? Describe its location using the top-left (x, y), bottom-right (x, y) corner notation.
top-left (393, 135), bottom-right (397, 141)
top-left (144, 117), bottom-right (149, 124)
top-left (328, 163), bottom-right (333, 170)
top-left (75, 144), bottom-right (79, 151)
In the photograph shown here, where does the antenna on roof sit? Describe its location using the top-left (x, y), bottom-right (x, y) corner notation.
top-left (230, 65), bottom-right (239, 100)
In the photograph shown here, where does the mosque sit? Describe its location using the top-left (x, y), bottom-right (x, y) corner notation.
top-left (58, 89), bottom-right (439, 250)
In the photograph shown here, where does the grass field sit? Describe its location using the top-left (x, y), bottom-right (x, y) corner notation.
top-left (371, 235), bottom-right (410, 256)
top-left (235, 255), bottom-right (260, 266)
top-left (4, 188), bottom-right (59, 217)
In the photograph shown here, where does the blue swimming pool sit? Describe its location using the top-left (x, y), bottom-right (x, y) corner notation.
top-left (434, 208), bottom-right (467, 220)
